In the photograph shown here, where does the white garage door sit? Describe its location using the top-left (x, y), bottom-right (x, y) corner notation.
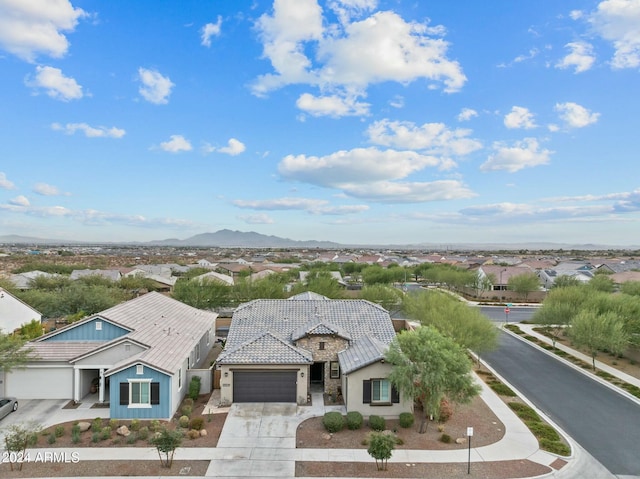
top-left (6, 367), bottom-right (73, 399)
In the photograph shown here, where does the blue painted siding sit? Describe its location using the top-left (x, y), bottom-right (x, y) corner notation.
top-left (45, 318), bottom-right (129, 342)
top-left (108, 364), bottom-right (172, 419)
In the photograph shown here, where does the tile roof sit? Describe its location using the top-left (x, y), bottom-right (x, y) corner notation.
top-left (218, 331), bottom-right (313, 365)
top-left (220, 297), bottom-right (395, 365)
top-left (338, 335), bottom-right (388, 374)
top-left (28, 341), bottom-right (98, 362)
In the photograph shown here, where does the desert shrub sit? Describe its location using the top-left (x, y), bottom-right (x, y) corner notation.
top-left (188, 376), bottom-right (202, 400)
top-left (138, 426), bottom-right (150, 441)
top-left (71, 424), bottom-right (80, 435)
top-left (54, 425), bottom-right (65, 437)
top-left (92, 417), bottom-right (103, 430)
top-left (150, 419), bottom-right (161, 432)
top-left (71, 430), bottom-right (81, 444)
top-left (399, 412), bottom-right (414, 428)
top-left (109, 419), bottom-right (119, 430)
top-left (438, 398), bottom-right (453, 422)
top-left (100, 426), bottom-right (111, 440)
top-left (189, 416), bottom-right (205, 431)
top-left (539, 438), bottom-right (571, 456)
top-left (181, 405), bottom-right (193, 417)
top-left (47, 433), bottom-right (56, 445)
top-left (322, 411), bottom-right (345, 433)
top-left (440, 433), bottom-right (452, 443)
top-left (527, 422), bottom-right (560, 442)
top-left (346, 411), bottom-right (363, 430)
top-left (437, 424), bottom-right (445, 433)
top-left (187, 429), bottom-right (201, 440)
top-left (179, 415), bottom-right (190, 428)
top-left (368, 415), bottom-right (386, 432)
top-left (183, 397), bottom-right (194, 407)
top-left (508, 402), bottom-right (540, 422)
top-left (130, 419), bottom-right (140, 432)
top-left (91, 432), bottom-right (100, 443)
top-left (489, 382), bottom-right (516, 397)
top-left (126, 434), bottom-right (137, 445)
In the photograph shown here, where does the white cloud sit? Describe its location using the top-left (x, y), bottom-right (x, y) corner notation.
top-left (555, 102), bottom-right (600, 128)
top-left (337, 180), bottom-right (476, 203)
top-left (513, 48), bottom-right (539, 63)
top-left (238, 213), bottom-right (275, 224)
top-left (201, 16), bottom-right (222, 47)
top-left (457, 108), bottom-right (478, 121)
top-left (481, 138), bottom-right (552, 173)
top-left (504, 106), bottom-right (537, 129)
top-left (279, 147), bottom-right (441, 186)
top-left (9, 195), bottom-right (29, 207)
top-left (389, 95), bottom-right (404, 108)
top-left (367, 119), bottom-right (482, 157)
top-left (159, 135), bottom-right (192, 153)
top-left (556, 42), bottom-right (596, 73)
top-left (138, 67), bottom-right (174, 104)
top-left (0, 0), bottom-right (86, 62)
top-left (589, 0), bottom-right (640, 69)
top-left (26, 65), bottom-right (83, 101)
top-left (233, 196), bottom-right (369, 215)
top-left (218, 138), bottom-right (246, 156)
top-left (252, 3), bottom-right (466, 111)
top-left (51, 122), bottom-right (125, 138)
top-left (296, 92), bottom-right (370, 117)
top-left (0, 172), bottom-right (16, 190)
top-left (570, 10), bottom-right (584, 20)
top-left (33, 182), bottom-right (69, 196)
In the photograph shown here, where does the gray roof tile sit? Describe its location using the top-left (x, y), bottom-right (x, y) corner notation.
top-left (338, 336), bottom-right (388, 374)
top-left (218, 331), bottom-right (312, 365)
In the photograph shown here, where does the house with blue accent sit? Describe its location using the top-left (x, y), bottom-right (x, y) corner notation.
top-left (4, 292), bottom-right (217, 419)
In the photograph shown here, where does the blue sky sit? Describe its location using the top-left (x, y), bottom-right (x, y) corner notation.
top-left (0, 0), bottom-right (639, 247)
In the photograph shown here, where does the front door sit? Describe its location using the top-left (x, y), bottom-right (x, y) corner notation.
top-left (310, 362), bottom-right (324, 385)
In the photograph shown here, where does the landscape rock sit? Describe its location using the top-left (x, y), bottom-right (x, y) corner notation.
top-left (322, 433), bottom-right (332, 440)
top-left (455, 437), bottom-right (467, 444)
top-left (116, 425), bottom-right (130, 437)
top-left (77, 422), bottom-right (91, 432)
top-left (199, 429), bottom-right (207, 437)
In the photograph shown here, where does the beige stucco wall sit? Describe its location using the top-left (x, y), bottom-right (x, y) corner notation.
top-left (218, 363), bottom-right (309, 405)
top-left (295, 335), bottom-right (348, 395)
top-left (342, 361), bottom-right (412, 418)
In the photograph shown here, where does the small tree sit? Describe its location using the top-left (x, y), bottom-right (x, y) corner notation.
top-left (150, 427), bottom-right (183, 468)
top-left (3, 422), bottom-right (42, 471)
top-left (0, 331), bottom-right (35, 373)
top-left (367, 432), bottom-right (396, 471)
top-left (569, 310), bottom-right (629, 370)
top-left (507, 272), bottom-right (541, 301)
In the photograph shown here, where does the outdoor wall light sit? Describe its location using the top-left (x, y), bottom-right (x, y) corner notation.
top-left (224, 372), bottom-right (228, 378)
top-left (300, 371), bottom-right (305, 378)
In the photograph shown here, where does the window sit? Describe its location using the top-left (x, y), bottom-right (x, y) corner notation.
top-left (95, 321), bottom-right (102, 331)
top-left (136, 364), bottom-right (144, 375)
top-left (120, 382), bottom-right (159, 407)
top-left (372, 379), bottom-right (390, 404)
top-left (319, 341), bottom-right (325, 350)
top-left (195, 344), bottom-right (200, 363)
top-left (330, 361), bottom-right (340, 379)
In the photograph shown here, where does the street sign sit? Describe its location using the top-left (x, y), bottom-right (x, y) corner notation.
top-left (504, 307), bottom-right (510, 314)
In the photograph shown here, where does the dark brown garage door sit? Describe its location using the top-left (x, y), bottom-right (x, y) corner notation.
top-left (233, 371), bottom-right (297, 402)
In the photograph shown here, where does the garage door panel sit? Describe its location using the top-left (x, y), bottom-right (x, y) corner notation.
top-left (6, 368), bottom-right (72, 399)
top-left (234, 371), bottom-right (296, 403)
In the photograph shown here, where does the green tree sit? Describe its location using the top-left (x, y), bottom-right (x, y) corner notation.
top-left (367, 431), bottom-right (396, 471)
top-left (507, 272), bottom-right (541, 300)
top-left (292, 271), bottom-right (345, 299)
top-left (172, 278), bottom-right (231, 309)
top-left (2, 422), bottom-right (42, 471)
top-left (0, 331), bottom-right (35, 372)
top-left (621, 281), bottom-right (640, 297)
top-left (588, 275), bottom-right (614, 293)
top-left (360, 285), bottom-right (404, 315)
top-left (552, 275), bottom-right (582, 289)
top-left (385, 326), bottom-right (480, 433)
top-left (19, 319), bottom-right (44, 340)
top-left (150, 427), bottom-right (183, 468)
top-left (402, 291), bottom-right (497, 357)
top-left (569, 310), bottom-right (629, 370)
top-left (534, 302), bottom-right (573, 348)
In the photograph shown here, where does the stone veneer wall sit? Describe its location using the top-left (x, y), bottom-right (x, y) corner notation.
top-left (295, 335), bottom-right (349, 396)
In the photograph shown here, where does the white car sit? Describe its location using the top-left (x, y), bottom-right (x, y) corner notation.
top-left (0, 397), bottom-right (18, 420)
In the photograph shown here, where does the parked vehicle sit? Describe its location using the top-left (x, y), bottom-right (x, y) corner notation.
top-left (0, 397), bottom-right (18, 420)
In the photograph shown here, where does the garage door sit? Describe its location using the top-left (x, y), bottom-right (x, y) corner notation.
top-left (5, 367), bottom-right (73, 399)
top-left (233, 371), bottom-right (297, 402)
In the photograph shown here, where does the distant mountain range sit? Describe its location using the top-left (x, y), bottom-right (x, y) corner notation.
top-left (0, 230), bottom-right (636, 251)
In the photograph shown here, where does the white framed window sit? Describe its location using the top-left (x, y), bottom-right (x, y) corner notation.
top-left (136, 364), bottom-right (144, 375)
top-left (95, 321), bottom-right (102, 331)
top-left (330, 361), bottom-right (340, 379)
top-left (128, 379), bottom-right (152, 408)
top-left (371, 379), bottom-right (391, 404)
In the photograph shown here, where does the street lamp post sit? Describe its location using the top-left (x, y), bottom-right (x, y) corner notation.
top-left (467, 426), bottom-right (474, 474)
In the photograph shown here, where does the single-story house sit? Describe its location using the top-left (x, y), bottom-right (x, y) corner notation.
top-left (216, 292), bottom-right (411, 418)
top-left (4, 292), bottom-right (217, 419)
top-left (0, 287), bottom-right (42, 334)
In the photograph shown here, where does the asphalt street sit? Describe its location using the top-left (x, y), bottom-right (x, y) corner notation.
top-left (479, 323), bottom-right (640, 476)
